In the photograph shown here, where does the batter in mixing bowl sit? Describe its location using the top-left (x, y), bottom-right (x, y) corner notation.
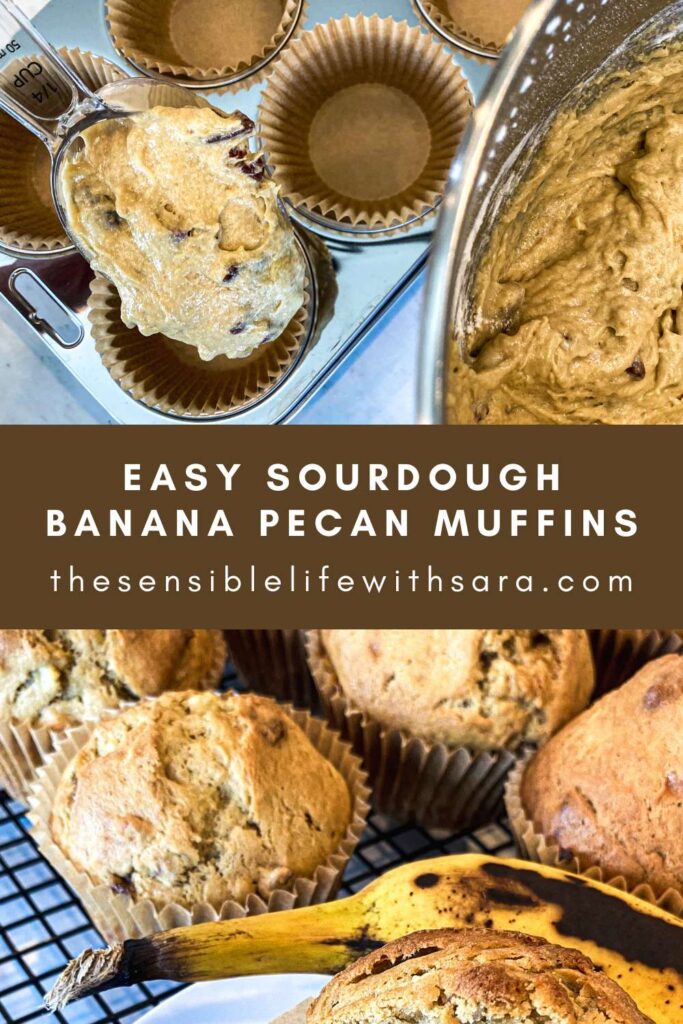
top-left (450, 49), bottom-right (683, 423)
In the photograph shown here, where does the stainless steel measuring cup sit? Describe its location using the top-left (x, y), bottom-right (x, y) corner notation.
top-left (0, 0), bottom-right (208, 263)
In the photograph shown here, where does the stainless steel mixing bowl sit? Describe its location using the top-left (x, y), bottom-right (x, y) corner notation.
top-left (417, 0), bottom-right (683, 423)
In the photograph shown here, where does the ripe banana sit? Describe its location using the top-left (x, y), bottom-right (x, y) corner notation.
top-left (47, 854), bottom-right (683, 1023)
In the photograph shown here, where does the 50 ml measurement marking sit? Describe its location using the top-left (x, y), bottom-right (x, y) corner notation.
top-left (0, 38), bottom-right (20, 60)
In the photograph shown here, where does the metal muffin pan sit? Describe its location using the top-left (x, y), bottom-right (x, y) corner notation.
top-left (0, 0), bottom-right (491, 424)
top-left (412, 0), bottom-right (500, 61)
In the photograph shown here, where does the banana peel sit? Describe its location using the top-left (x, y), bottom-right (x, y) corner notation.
top-left (46, 854), bottom-right (683, 1023)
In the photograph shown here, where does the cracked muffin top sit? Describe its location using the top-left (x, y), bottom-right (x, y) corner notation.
top-left (522, 653), bottom-right (683, 893)
top-left (49, 690), bottom-right (352, 908)
top-left (306, 928), bottom-right (651, 1024)
top-left (317, 629), bottom-right (594, 750)
top-left (0, 629), bottom-right (225, 730)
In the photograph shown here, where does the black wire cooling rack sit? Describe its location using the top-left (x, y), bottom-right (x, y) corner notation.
top-left (0, 663), bottom-right (516, 1024)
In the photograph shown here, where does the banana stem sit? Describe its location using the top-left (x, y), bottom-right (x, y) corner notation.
top-left (46, 896), bottom-right (370, 1011)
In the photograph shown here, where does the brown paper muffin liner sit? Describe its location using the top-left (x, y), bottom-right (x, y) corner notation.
top-left (415, 0), bottom-right (529, 61)
top-left (87, 255), bottom-right (313, 418)
top-left (0, 722), bottom-right (69, 804)
top-left (0, 49), bottom-right (125, 255)
top-left (305, 630), bottom-right (516, 831)
top-left (28, 704), bottom-right (370, 942)
top-left (505, 752), bottom-right (683, 920)
top-left (106, 0), bottom-right (302, 84)
top-left (259, 15), bottom-right (472, 234)
top-left (0, 630), bottom-right (227, 804)
top-left (588, 629), bottom-right (683, 698)
top-left (226, 630), bottom-right (318, 710)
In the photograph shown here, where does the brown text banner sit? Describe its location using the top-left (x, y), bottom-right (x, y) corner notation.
top-left (0, 425), bottom-right (677, 627)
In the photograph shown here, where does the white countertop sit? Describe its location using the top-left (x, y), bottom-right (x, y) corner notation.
top-left (0, 272), bottom-right (424, 425)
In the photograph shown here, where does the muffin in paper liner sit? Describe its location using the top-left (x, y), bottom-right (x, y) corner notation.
top-left (0, 630), bottom-right (227, 804)
top-left (589, 629), bottom-right (683, 698)
top-left (504, 752), bottom-right (683, 921)
top-left (258, 15), bottom-right (472, 235)
top-left (305, 630), bottom-right (516, 831)
top-left (0, 48), bottom-right (125, 256)
top-left (106, 0), bottom-right (303, 84)
top-left (87, 251), bottom-right (313, 418)
top-left (414, 0), bottom-right (530, 62)
top-left (227, 630), bottom-right (318, 710)
top-left (28, 704), bottom-right (370, 942)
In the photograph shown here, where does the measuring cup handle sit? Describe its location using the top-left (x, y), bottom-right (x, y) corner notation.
top-left (0, 0), bottom-right (106, 149)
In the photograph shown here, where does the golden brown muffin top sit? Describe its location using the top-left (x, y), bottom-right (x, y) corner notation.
top-left (307, 928), bottom-right (651, 1024)
top-left (522, 653), bottom-right (683, 893)
top-left (0, 629), bottom-right (225, 729)
top-left (50, 690), bottom-right (351, 908)
top-left (319, 629), bottom-right (594, 750)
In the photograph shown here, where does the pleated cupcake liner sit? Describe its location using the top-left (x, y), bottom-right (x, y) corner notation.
top-left (226, 630), bottom-right (318, 710)
top-left (259, 15), bottom-right (472, 235)
top-left (589, 629), bottom-right (683, 698)
top-left (106, 0), bottom-right (303, 84)
top-left (87, 249), bottom-right (313, 418)
top-left (413, 0), bottom-right (529, 62)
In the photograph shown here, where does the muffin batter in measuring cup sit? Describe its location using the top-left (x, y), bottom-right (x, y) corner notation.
top-left (0, 0), bottom-right (305, 360)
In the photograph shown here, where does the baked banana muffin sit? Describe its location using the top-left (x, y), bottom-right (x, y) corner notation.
top-left (306, 928), bottom-right (650, 1024)
top-left (317, 629), bottom-right (594, 749)
top-left (0, 629), bottom-right (225, 730)
top-left (49, 690), bottom-right (352, 907)
top-left (521, 653), bottom-right (683, 893)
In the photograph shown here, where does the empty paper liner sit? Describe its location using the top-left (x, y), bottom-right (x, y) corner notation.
top-left (106, 0), bottom-right (302, 83)
top-left (0, 49), bottom-right (124, 255)
top-left (505, 753), bottom-right (683, 920)
top-left (259, 15), bottom-right (472, 233)
top-left (0, 632), bottom-right (227, 803)
top-left (305, 630), bottom-right (515, 831)
top-left (417, 0), bottom-right (531, 58)
top-left (87, 254), bottom-right (314, 418)
top-left (29, 706), bottom-right (370, 942)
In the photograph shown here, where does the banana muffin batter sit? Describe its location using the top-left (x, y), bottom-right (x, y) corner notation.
top-left (450, 50), bottom-right (683, 424)
top-left (60, 106), bottom-right (305, 360)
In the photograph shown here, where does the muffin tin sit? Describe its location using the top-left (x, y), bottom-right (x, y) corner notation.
top-left (0, 0), bottom-right (492, 424)
top-left (413, 0), bottom-right (530, 61)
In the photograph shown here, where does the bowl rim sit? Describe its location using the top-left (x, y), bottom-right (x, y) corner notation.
top-left (415, 0), bottom-right (555, 425)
